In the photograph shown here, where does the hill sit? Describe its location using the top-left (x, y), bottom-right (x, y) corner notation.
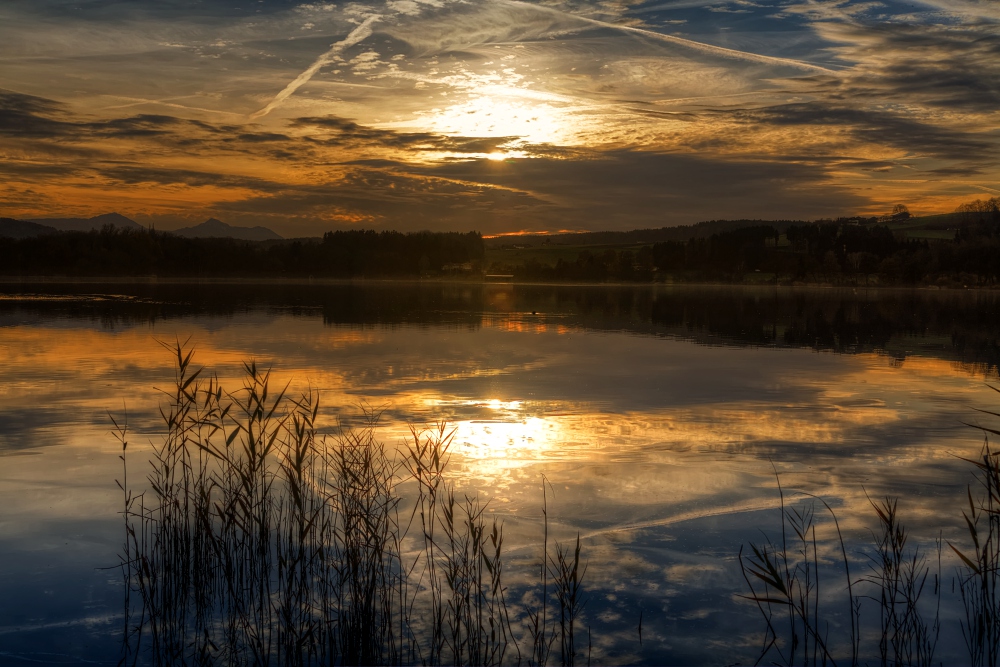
top-left (28, 212), bottom-right (144, 232)
top-left (170, 218), bottom-right (282, 241)
top-left (0, 218), bottom-right (58, 239)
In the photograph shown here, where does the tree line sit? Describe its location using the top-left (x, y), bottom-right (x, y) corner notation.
top-left (498, 199), bottom-right (1000, 286)
top-left (4, 197), bottom-right (999, 285)
top-left (0, 227), bottom-right (485, 277)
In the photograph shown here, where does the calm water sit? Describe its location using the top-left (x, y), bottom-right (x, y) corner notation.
top-left (1, 281), bottom-right (999, 665)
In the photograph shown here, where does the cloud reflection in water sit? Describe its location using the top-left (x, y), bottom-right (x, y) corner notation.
top-left (0, 284), bottom-right (998, 662)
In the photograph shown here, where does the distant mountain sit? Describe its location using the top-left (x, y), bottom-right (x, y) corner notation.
top-left (170, 218), bottom-right (282, 241)
top-left (28, 212), bottom-right (144, 232)
top-left (0, 217), bottom-right (58, 239)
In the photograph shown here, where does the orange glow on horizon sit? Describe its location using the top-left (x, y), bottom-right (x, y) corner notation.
top-left (483, 229), bottom-right (587, 239)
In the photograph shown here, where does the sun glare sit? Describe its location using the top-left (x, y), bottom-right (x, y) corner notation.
top-left (453, 417), bottom-right (560, 465)
top-left (485, 399), bottom-right (523, 411)
top-left (413, 88), bottom-right (584, 155)
top-left (416, 397), bottom-right (563, 476)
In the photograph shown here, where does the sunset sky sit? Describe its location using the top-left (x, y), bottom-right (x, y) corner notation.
top-left (1, 0), bottom-right (997, 236)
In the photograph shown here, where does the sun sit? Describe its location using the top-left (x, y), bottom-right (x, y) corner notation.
top-left (425, 95), bottom-right (566, 142)
top-left (406, 85), bottom-right (587, 158)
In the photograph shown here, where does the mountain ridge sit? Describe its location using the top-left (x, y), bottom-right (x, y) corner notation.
top-left (0, 218), bottom-right (59, 239)
top-left (170, 218), bottom-right (283, 241)
top-left (28, 212), bottom-right (144, 232)
top-left (22, 212), bottom-right (283, 240)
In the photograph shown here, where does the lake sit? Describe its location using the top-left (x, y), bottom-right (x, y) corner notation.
top-left (1, 280), bottom-right (998, 665)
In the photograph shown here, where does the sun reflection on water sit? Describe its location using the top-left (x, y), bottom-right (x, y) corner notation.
top-left (454, 416), bottom-right (558, 462)
top-left (422, 398), bottom-right (565, 471)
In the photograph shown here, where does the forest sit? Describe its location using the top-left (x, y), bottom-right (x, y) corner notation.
top-left (498, 199), bottom-right (1000, 286)
top-left (2, 198), bottom-right (998, 285)
top-left (0, 227), bottom-right (485, 278)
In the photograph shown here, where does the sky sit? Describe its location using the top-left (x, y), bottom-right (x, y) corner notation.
top-left (0, 0), bottom-right (997, 236)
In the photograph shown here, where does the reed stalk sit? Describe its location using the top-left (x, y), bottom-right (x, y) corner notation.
top-left (951, 436), bottom-right (1000, 666)
top-left (864, 494), bottom-right (940, 667)
top-left (740, 470), bottom-right (844, 667)
top-left (117, 342), bottom-right (575, 666)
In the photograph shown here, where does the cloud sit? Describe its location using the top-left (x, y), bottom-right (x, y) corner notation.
top-left (0, 93), bottom-right (213, 145)
top-left (414, 148), bottom-right (870, 224)
top-left (178, 147), bottom-right (869, 235)
top-left (98, 166), bottom-right (282, 191)
top-left (0, 86), bottom-right (936, 234)
top-left (0, 89), bottom-right (72, 138)
top-left (0, 161), bottom-right (78, 179)
top-left (893, 0), bottom-right (1000, 21)
top-left (292, 115), bottom-right (441, 147)
top-left (1, 0), bottom-right (997, 228)
top-left (291, 114), bottom-right (517, 154)
top-left (786, 0), bottom-right (1000, 113)
top-left (87, 114), bottom-right (188, 138)
top-left (731, 103), bottom-right (994, 162)
top-left (250, 14), bottom-right (382, 120)
top-left (235, 132), bottom-right (292, 143)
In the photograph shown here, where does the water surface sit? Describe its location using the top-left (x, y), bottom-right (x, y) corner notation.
top-left (1, 282), bottom-right (998, 664)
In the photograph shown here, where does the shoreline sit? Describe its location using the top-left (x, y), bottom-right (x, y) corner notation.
top-left (0, 275), bottom-right (995, 292)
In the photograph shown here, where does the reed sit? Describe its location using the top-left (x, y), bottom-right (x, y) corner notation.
top-left (741, 477), bottom-right (948, 667)
top-left (739, 469), bottom-right (850, 667)
top-left (864, 494), bottom-right (940, 667)
top-left (951, 436), bottom-right (1000, 666)
top-left (404, 422), bottom-right (516, 666)
top-left (734, 380), bottom-right (1000, 667)
top-left (948, 387), bottom-right (1000, 665)
top-left (524, 481), bottom-right (553, 667)
top-left (119, 345), bottom-right (1000, 665)
top-left (118, 343), bottom-right (586, 666)
top-left (125, 344), bottom-right (1000, 666)
top-left (549, 533), bottom-right (586, 667)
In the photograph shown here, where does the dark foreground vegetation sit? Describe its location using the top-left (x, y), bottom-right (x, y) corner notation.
top-left (118, 344), bottom-right (1000, 666)
top-left (117, 344), bottom-right (583, 667)
top-left (0, 228), bottom-right (484, 278)
top-left (742, 425), bottom-right (1000, 667)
